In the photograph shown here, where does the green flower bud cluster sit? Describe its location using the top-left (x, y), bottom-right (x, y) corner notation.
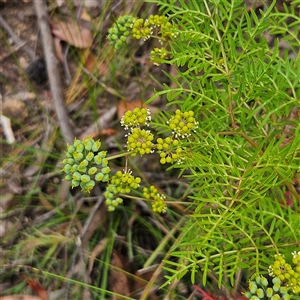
top-left (126, 128), bottom-right (155, 157)
top-left (244, 276), bottom-right (292, 300)
top-left (107, 15), bottom-right (136, 49)
top-left (146, 15), bottom-right (168, 28)
top-left (120, 107), bottom-right (151, 129)
top-left (143, 185), bottom-right (167, 213)
top-left (104, 170), bottom-right (141, 212)
top-left (156, 137), bottom-right (186, 165)
top-left (168, 109), bottom-right (199, 138)
top-left (150, 47), bottom-right (169, 66)
top-left (132, 18), bottom-right (152, 40)
top-left (269, 252), bottom-right (300, 294)
top-left (132, 15), bottom-right (177, 43)
top-left (61, 137), bottom-right (110, 193)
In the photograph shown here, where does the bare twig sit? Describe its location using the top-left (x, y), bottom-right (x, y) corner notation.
top-left (0, 14), bottom-right (36, 60)
top-left (61, 3), bottom-right (84, 85)
top-left (0, 41), bottom-right (27, 63)
top-left (33, 0), bottom-right (74, 144)
top-left (0, 115), bottom-right (15, 144)
top-left (79, 105), bottom-right (117, 139)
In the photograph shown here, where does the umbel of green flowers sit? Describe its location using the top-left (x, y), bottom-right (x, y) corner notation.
top-left (107, 15), bottom-right (136, 50)
top-left (244, 276), bottom-right (292, 300)
top-left (107, 14), bottom-right (177, 65)
top-left (61, 137), bottom-right (110, 193)
top-left (268, 252), bottom-right (300, 294)
top-left (120, 107), bottom-right (198, 164)
top-left (107, 14), bottom-right (177, 48)
top-left (143, 185), bottom-right (166, 213)
top-left (104, 170), bottom-right (141, 212)
top-left (244, 251), bottom-right (300, 299)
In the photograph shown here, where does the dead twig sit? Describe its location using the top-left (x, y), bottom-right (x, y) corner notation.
top-left (33, 0), bottom-right (74, 144)
top-left (0, 115), bottom-right (15, 144)
top-left (0, 14), bottom-right (36, 60)
top-left (0, 41), bottom-right (27, 63)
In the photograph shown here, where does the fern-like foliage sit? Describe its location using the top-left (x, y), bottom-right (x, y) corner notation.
top-left (147, 0), bottom-right (300, 289)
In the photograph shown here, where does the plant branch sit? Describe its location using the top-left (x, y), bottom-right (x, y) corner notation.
top-left (33, 0), bottom-right (74, 144)
top-left (218, 131), bottom-right (300, 202)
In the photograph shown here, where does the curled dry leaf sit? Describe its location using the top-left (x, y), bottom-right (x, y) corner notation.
top-left (50, 19), bottom-right (92, 49)
top-left (53, 37), bottom-right (63, 62)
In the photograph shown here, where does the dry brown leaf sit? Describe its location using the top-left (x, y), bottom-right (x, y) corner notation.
top-left (85, 53), bottom-right (109, 77)
top-left (23, 278), bottom-right (47, 300)
top-left (80, 7), bottom-right (92, 22)
top-left (132, 269), bottom-right (154, 292)
top-left (0, 296), bottom-right (42, 300)
top-left (88, 238), bottom-right (108, 274)
top-left (110, 250), bottom-right (130, 300)
top-left (50, 19), bottom-right (92, 49)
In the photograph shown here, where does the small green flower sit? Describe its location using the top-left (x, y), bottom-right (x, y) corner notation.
top-left (76, 143), bottom-right (85, 153)
top-left (92, 140), bottom-right (101, 152)
top-left (67, 145), bottom-right (76, 153)
top-left (72, 172), bottom-right (81, 181)
top-left (150, 47), bottom-right (170, 65)
top-left (266, 287), bottom-right (273, 297)
top-left (243, 291), bottom-right (252, 299)
top-left (79, 159), bottom-right (89, 168)
top-left (249, 281), bottom-right (257, 294)
top-left (64, 174), bottom-right (72, 181)
top-left (94, 154), bottom-right (103, 165)
top-left (256, 288), bottom-right (264, 298)
top-left (85, 180), bottom-right (95, 193)
top-left (273, 282), bottom-right (281, 292)
top-left (95, 173), bottom-right (104, 181)
top-left (107, 205), bottom-right (115, 212)
top-left (62, 164), bottom-right (72, 173)
top-left (83, 138), bottom-right (93, 151)
top-left (88, 167), bottom-right (98, 175)
top-left (62, 158), bottom-right (74, 165)
top-left (272, 277), bottom-right (281, 285)
top-left (260, 276), bottom-right (268, 287)
top-left (101, 166), bottom-right (111, 174)
top-left (71, 179), bottom-right (80, 188)
top-left (86, 152), bottom-right (94, 161)
top-left (81, 175), bottom-right (91, 183)
top-left (73, 152), bottom-right (84, 161)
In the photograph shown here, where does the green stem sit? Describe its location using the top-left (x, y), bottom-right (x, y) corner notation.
top-left (107, 150), bottom-right (134, 160)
